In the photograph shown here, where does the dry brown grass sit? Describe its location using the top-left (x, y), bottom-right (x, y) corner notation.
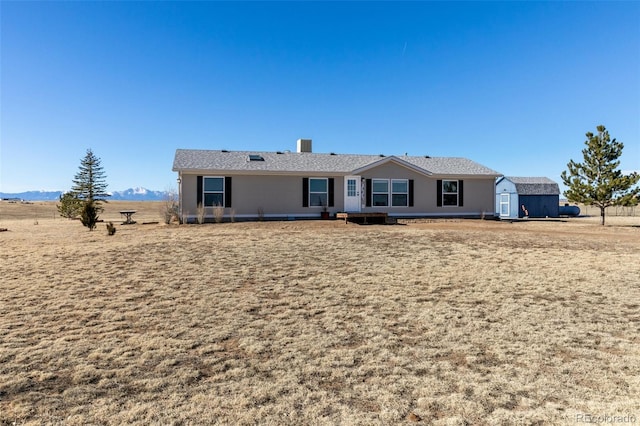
top-left (1, 201), bottom-right (639, 424)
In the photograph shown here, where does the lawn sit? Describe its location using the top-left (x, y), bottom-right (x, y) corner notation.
top-left (1, 203), bottom-right (639, 424)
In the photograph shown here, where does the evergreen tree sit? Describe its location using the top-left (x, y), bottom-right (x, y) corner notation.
top-left (71, 149), bottom-right (110, 230)
top-left (57, 191), bottom-right (83, 219)
top-left (561, 125), bottom-right (639, 225)
top-left (80, 200), bottom-right (99, 231)
top-left (71, 149), bottom-right (110, 205)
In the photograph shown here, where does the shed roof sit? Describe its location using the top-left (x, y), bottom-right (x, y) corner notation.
top-left (505, 177), bottom-right (560, 195)
top-left (172, 149), bottom-right (501, 177)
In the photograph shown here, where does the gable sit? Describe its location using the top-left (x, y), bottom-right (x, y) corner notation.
top-left (352, 156), bottom-right (433, 177)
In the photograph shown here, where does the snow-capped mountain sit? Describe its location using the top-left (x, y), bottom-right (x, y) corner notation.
top-left (108, 187), bottom-right (168, 201)
top-left (1, 188), bottom-right (169, 202)
top-left (0, 190), bottom-right (64, 201)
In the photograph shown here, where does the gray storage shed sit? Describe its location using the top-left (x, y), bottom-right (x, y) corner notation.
top-left (496, 177), bottom-right (560, 219)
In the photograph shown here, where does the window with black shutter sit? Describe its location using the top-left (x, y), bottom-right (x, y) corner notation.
top-left (225, 177), bottom-right (232, 208)
top-left (408, 180), bottom-right (414, 207)
top-left (302, 178), bottom-right (309, 207)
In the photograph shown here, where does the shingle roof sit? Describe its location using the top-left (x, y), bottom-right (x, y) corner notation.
top-left (506, 177), bottom-right (560, 195)
top-left (172, 149), bottom-right (501, 177)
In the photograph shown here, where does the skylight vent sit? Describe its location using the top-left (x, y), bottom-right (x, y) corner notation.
top-left (248, 154), bottom-right (265, 162)
top-left (221, 149), bottom-right (229, 153)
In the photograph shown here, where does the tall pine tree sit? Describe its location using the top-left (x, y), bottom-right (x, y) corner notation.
top-left (561, 125), bottom-right (639, 225)
top-left (71, 149), bottom-right (110, 230)
top-left (72, 149), bottom-right (110, 204)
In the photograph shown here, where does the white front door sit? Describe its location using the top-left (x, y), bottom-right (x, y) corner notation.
top-left (344, 176), bottom-right (361, 212)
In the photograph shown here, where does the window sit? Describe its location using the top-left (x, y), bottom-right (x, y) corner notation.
top-left (442, 180), bottom-right (458, 206)
top-left (500, 193), bottom-right (510, 216)
top-left (248, 154), bottom-right (264, 161)
top-left (347, 179), bottom-right (357, 197)
top-left (391, 179), bottom-right (408, 207)
top-left (204, 177), bottom-right (224, 206)
top-left (372, 179), bottom-right (388, 206)
top-left (309, 178), bottom-right (328, 207)
top-left (369, 179), bottom-right (409, 207)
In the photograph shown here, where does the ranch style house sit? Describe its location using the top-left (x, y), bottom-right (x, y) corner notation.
top-left (172, 139), bottom-right (502, 221)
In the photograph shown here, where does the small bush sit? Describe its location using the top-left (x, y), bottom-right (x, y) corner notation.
top-left (80, 200), bottom-right (99, 231)
top-left (57, 191), bottom-right (83, 219)
top-left (161, 190), bottom-right (180, 224)
top-left (213, 204), bottom-right (224, 223)
top-left (106, 222), bottom-right (116, 236)
top-left (196, 203), bottom-right (206, 224)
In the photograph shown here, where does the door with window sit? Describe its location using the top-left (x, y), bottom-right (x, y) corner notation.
top-left (500, 193), bottom-right (510, 217)
top-left (344, 176), bottom-right (361, 212)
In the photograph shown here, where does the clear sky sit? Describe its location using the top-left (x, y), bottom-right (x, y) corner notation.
top-left (1, 1), bottom-right (639, 194)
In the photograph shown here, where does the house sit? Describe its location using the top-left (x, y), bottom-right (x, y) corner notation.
top-left (172, 139), bottom-right (501, 221)
top-left (495, 176), bottom-right (560, 219)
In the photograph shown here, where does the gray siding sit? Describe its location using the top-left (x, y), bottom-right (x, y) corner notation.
top-left (180, 160), bottom-right (496, 219)
top-left (519, 195), bottom-right (560, 218)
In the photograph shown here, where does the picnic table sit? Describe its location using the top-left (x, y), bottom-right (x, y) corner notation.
top-left (119, 210), bottom-right (137, 224)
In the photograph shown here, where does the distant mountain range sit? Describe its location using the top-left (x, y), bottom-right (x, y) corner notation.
top-left (0, 187), bottom-right (170, 201)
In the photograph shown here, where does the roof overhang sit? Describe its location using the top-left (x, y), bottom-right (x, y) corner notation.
top-left (172, 168), bottom-right (349, 177)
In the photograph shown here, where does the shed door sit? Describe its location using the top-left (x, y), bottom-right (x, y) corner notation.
top-left (344, 176), bottom-right (361, 212)
top-left (500, 193), bottom-right (510, 217)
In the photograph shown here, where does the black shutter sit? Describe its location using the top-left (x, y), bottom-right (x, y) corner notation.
top-left (302, 178), bottom-right (309, 207)
top-left (225, 176), bottom-right (232, 208)
top-left (328, 178), bottom-right (334, 207)
top-left (366, 179), bottom-right (372, 207)
top-left (408, 179), bottom-right (414, 207)
top-left (458, 180), bottom-right (463, 207)
top-left (436, 179), bottom-right (442, 207)
top-left (197, 176), bottom-right (203, 207)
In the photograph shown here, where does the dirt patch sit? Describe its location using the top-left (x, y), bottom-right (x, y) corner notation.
top-left (1, 215), bottom-right (638, 424)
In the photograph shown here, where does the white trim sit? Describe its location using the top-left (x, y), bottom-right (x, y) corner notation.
top-left (387, 212), bottom-right (493, 217)
top-left (344, 175), bottom-right (361, 212)
top-left (391, 178), bottom-right (409, 207)
top-left (371, 178), bottom-right (390, 207)
top-left (441, 179), bottom-right (459, 207)
top-left (178, 171), bottom-right (183, 222)
top-left (370, 178), bottom-right (410, 208)
top-left (308, 177), bottom-right (328, 207)
top-left (203, 176), bottom-right (225, 207)
top-left (499, 193), bottom-right (510, 217)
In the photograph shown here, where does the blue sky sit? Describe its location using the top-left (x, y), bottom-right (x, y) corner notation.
top-left (1, 1), bottom-right (639, 193)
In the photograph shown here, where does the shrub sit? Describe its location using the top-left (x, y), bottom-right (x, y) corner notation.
top-left (80, 200), bottom-right (99, 231)
top-left (106, 222), bottom-right (116, 236)
top-left (196, 203), bottom-right (206, 224)
top-left (161, 191), bottom-right (180, 224)
top-left (213, 204), bottom-right (224, 223)
top-left (57, 192), bottom-right (83, 219)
